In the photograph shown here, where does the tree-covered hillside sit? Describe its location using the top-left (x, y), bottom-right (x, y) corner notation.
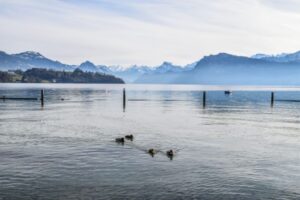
top-left (0, 68), bottom-right (124, 84)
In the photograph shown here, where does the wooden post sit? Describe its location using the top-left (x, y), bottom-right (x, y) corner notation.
top-left (203, 91), bottom-right (206, 108)
top-left (271, 92), bottom-right (274, 107)
top-left (41, 89), bottom-right (44, 107)
top-left (123, 88), bottom-right (126, 111)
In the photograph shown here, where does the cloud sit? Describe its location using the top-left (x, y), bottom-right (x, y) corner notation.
top-left (260, 0), bottom-right (300, 13)
top-left (1, 0), bottom-right (300, 66)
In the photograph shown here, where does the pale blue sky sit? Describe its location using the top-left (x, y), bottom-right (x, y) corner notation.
top-left (1, 0), bottom-right (300, 66)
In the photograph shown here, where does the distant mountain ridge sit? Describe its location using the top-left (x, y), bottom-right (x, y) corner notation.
top-left (251, 51), bottom-right (300, 63)
top-left (0, 51), bottom-right (74, 71)
top-left (1, 50), bottom-right (300, 84)
top-left (136, 52), bottom-right (300, 84)
top-left (0, 50), bottom-right (194, 82)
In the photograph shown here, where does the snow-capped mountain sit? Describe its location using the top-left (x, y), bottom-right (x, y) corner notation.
top-left (152, 62), bottom-right (183, 73)
top-left (110, 65), bottom-right (153, 83)
top-left (185, 52), bottom-right (300, 85)
top-left (111, 62), bottom-right (191, 82)
top-left (134, 62), bottom-right (193, 83)
top-left (0, 51), bottom-right (74, 71)
top-left (97, 65), bottom-right (112, 74)
top-left (0, 50), bottom-right (199, 82)
top-left (78, 61), bottom-right (113, 74)
top-left (107, 65), bottom-right (126, 72)
top-left (252, 51), bottom-right (300, 63)
top-left (135, 52), bottom-right (300, 85)
top-left (13, 51), bottom-right (74, 70)
top-left (251, 54), bottom-right (270, 59)
top-left (13, 51), bottom-right (46, 60)
top-left (2, 50), bottom-right (300, 84)
top-left (78, 61), bottom-right (99, 73)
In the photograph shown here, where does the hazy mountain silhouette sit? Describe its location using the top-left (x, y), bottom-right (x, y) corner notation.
top-left (1, 50), bottom-right (300, 85)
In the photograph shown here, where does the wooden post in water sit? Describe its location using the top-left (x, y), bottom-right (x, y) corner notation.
top-left (203, 91), bottom-right (206, 108)
top-left (123, 88), bottom-right (126, 111)
top-left (271, 92), bottom-right (274, 107)
top-left (41, 89), bottom-right (44, 107)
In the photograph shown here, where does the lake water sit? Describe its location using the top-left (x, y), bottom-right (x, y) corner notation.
top-left (1, 83), bottom-right (300, 200)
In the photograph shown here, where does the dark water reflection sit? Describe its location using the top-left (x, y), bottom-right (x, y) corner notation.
top-left (0, 84), bottom-right (300, 200)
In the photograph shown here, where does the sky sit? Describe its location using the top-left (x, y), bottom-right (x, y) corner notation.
top-left (1, 0), bottom-right (300, 67)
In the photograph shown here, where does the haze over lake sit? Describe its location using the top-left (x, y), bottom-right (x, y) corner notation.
top-left (1, 83), bottom-right (300, 199)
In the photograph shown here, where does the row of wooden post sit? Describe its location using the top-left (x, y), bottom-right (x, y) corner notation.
top-left (1, 89), bottom-right (276, 108)
top-left (200, 91), bottom-right (275, 108)
top-left (39, 89), bottom-right (274, 109)
top-left (122, 89), bottom-right (275, 109)
top-left (1, 89), bottom-right (44, 106)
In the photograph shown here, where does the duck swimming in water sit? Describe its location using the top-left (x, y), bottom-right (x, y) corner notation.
top-left (125, 134), bottom-right (134, 141)
top-left (166, 150), bottom-right (174, 158)
top-left (115, 137), bottom-right (125, 144)
top-left (148, 148), bottom-right (156, 157)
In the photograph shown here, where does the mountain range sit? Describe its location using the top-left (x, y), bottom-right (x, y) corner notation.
top-left (1, 50), bottom-right (300, 85)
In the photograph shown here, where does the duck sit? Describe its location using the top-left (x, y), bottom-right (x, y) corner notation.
top-left (115, 137), bottom-right (125, 144)
top-left (148, 148), bottom-right (156, 156)
top-left (166, 150), bottom-right (174, 157)
top-left (125, 134), bottom-right (134, 140)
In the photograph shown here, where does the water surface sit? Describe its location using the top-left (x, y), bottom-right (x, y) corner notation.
top-left (1, 83), bottom-right (300, 200)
